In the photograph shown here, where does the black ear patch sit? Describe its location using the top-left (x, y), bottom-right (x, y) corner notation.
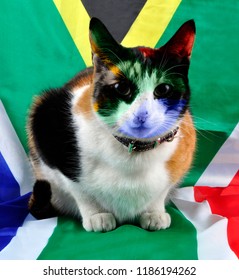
top-left (89, 17), bottom-right (129, 66)
top-left (30, 88), bottom-right (81, 182)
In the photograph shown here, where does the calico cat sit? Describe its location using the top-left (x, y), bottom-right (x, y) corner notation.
top-left (28, 18), bottom-right (196, 232)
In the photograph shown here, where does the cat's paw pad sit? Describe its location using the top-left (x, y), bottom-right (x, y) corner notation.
top-left (139, 212), bottom-right (171, 231)
top-left (83, 213), bottom-right (116, 232)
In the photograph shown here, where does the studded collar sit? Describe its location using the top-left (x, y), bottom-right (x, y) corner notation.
top-left (114, 127), bottom-right (179, 153)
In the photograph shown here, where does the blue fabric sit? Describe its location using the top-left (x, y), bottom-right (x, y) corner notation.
top-left (0, 193), bottom-right (31, 251)
top-left (0, 151), bottom-right (31, 251)
top-left (0, 151), bottom-right (20, 202)
top-left (0, 228), bottom-right (20, 251)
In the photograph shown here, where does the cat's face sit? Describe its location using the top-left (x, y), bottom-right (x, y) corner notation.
top-left (90, 18), bottom-right (195, 140)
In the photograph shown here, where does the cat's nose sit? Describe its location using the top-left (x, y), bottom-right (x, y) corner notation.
top-left (133, 111), bottom-right (149, 124)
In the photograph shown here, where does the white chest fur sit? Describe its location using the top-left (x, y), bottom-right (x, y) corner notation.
top-left (72, 102), bottom-right (179, 222)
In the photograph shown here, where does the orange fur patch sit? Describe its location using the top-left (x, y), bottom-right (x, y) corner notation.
top-left (89, 37), bottom-right (98, 55)
top-left (110, 65), bottom-right (121, 76)
top-left (66, 68), bottom-right (94, 119)
top-left (93, 102), bottom-right (99, 112)
top-left (74, 85), bottom-right (94, 119)
top-left (167, 111), bottom-right (196, 184)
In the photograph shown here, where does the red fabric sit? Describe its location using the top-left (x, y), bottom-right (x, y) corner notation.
top-left (194, 170), bottom-right (239, 258)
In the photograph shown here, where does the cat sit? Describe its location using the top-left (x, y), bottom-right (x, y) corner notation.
top-left (28, 17), bottom-right (196, 232)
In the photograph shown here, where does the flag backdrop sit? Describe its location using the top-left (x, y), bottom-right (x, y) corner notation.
top-left (0, 0), bottom-right (239, 260)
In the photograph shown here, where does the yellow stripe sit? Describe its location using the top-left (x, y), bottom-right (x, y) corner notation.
top-left (121, 0), bottom-right (182, 48)
top-left (53, 0), bottom-right (92, 66)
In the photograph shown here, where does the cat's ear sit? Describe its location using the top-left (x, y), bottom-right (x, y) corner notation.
top-left (162, 20), bottom-right (196, 58)
top-left (89, 17), bottom-right (123, 65)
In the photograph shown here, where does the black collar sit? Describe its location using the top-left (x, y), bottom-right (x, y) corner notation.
top-left (114, 127), bottom-right (179, 153)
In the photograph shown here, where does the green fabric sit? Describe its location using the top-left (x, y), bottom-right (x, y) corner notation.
top-left (38, 207), bottom-right (197, 260)
top-left (0, 0), bottom-right (85, 150)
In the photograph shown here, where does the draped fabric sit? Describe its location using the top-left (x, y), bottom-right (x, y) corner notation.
top-left (0, 0), bottom-right (238, 259)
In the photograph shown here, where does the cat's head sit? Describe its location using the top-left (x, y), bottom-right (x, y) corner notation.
top-left (89, 18), bottom-right (195, 140)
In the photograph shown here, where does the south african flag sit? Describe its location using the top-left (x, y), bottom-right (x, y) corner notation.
top-left (0, 0), bottom-right (239, 260)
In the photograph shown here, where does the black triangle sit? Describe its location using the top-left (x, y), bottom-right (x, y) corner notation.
top-left (82, 0), bottom-right (147, 43)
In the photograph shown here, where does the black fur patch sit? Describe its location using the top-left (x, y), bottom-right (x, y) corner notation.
top-left (30, 88), bottom-right (80, 181)
top-left (29, 180), bottom-right (58, 219)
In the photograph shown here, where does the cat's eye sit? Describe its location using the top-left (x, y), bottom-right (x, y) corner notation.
top-left (112, 81), bottom-right (131, 96)
top-left (154, 83), bottom-right (173, 98)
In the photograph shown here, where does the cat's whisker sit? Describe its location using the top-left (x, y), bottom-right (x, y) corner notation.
top-left (163, 72), bottom-right (185, 79)
top-left (163, 64), bottom-right (188, 74)
top-left (158, 48), bottom-right (169, 72)
top-left (191, 115), bottom-right (218, 127)
top-left (100, 47), bottom-right (125, 66)
top-left (179, 118), bottom-right (218, 142)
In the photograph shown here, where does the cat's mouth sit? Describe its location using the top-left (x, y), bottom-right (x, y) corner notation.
top-left (118, 126), bottom-right (157, 140)
top-left (116, 124), bottom-right (175, 141)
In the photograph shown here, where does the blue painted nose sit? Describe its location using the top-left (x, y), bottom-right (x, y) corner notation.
top-left (133, 111), bottom-right (149, 125)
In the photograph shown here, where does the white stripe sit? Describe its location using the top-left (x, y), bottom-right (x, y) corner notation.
top-left (195, 123), bottom-right (239, 187)
top-left (172, 188), bottom-right (237, 259)
top-left (0, 214), bottom-right (57, 260)
top-left (0, 100), bottom-right (34, 195)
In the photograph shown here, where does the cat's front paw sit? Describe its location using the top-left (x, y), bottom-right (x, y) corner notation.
top-left (139, 212), bottom-right (171, 231)
top-left (83, 213), bottom-right (116, 232)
